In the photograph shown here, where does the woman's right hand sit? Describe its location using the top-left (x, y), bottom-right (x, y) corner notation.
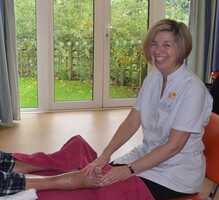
top-left (82, 153), bottom-right (110, 176)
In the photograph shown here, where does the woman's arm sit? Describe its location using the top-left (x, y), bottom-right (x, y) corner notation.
top-left (83, 108), bottom-right (141, 176)
top-left (131, 129), bottom-right (191, 174)
top-left (100, 129), bottom-right (191, 186)
top-left (102, 108), bottom-right (141, 159)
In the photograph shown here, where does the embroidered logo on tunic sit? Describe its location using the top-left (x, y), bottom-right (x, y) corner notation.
top-left (168, 91), bottom-right (177, 99)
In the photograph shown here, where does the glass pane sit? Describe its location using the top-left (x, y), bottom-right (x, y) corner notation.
top-left (54, 0), bottom-right (94, 102)
top-left (166, 0), bottom-right (191, 25)
top-left (15, 0), bottom-right (37, 108)
top-left (110, 0), bottom-right (149, 99)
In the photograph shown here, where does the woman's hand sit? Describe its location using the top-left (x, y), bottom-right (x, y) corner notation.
top-left (82, 154), bottom-right (110, 176)
top-left (100, 165), bottom-right (133, 187)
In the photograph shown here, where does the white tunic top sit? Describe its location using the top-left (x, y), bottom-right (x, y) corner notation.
top-left (113, 64), bottom-right (213, 194)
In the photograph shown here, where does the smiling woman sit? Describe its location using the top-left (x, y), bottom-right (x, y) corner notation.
top-left (143, 19), bottom-right (192, 68)
top-left (83, 19), bottom-right (213, 199)
top-left (143, 19), bottom-right (193, 96)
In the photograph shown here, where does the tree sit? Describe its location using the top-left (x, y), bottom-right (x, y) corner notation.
top-left (166, 0), bottom-right (190, 23)
top-left (110, 0), bottom-right (148, 87)
top-left (15, 0), bottom-right (36, 77)
top-left (54, 0), bottom-right (93, 81)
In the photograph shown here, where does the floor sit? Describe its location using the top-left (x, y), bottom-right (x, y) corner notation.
top-left (0, 109), bottom-right (218, 199)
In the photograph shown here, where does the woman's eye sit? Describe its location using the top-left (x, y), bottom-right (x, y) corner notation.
top-left (164, 43), bottom-right (173, 48)
top-left (164, 44), bottom-right (170, 47)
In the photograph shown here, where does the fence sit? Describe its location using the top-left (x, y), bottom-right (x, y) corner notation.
top-left (18, 40), bottom-right (147, 88)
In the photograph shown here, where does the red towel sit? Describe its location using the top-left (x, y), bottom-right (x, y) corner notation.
top-left (12, 135), bottom-right (154, 200)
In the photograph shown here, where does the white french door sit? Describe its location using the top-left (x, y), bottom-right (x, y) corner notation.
top-left (35, 0), bottom-right (165, 112)
top-left (37, 0), bottom-right (150, 111)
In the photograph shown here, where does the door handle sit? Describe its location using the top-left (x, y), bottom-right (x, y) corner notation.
top-left (106, 25), bottom-right (117, 37)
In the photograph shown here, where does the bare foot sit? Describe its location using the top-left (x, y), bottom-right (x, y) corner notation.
top-left (58, 167), bottom-right (103, 190)
top-left (83, 167), bottom-right (103, 189)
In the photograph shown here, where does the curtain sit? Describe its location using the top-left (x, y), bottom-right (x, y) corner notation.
top-left (212, 0), bottom-right (219, 72)
top-left (188, 0), bottom-right (218, 82)
top-left (0, 0), bottom-right (20, 127)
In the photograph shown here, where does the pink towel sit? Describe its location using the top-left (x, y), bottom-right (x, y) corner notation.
top-left (12, 135), bottom-right (154, 200)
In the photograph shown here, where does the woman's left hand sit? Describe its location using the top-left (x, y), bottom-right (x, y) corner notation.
top-left (100, 165), bottom-right (133, 187)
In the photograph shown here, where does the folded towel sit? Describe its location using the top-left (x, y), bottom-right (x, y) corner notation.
top-left (0, 189), bottom-right (37, 200)
top-left (12, 135), bottom-right (154, 200)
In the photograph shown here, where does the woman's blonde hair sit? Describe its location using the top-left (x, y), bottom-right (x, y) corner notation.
top-left (143, 18), bottom-right (192, 66)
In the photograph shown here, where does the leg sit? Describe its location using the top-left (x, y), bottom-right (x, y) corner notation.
top-left (140, 178), bottom-right (189, 199)
top-left (0, 168), bottom-right (102, 196)
top-left (25, 167), bottom-right (102, 192)
top-left (0, 151), bottom-right (47, 174)
top-left (13, 159), bottom-right (48, 174)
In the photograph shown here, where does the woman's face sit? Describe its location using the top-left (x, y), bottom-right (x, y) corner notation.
top-left (150, 31), bottom-right (180, 76)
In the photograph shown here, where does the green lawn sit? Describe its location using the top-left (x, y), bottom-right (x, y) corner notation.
top-left (19, 77), bottom-right (38, 108)
top-left (19, 77), bottom-right (139, 108)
